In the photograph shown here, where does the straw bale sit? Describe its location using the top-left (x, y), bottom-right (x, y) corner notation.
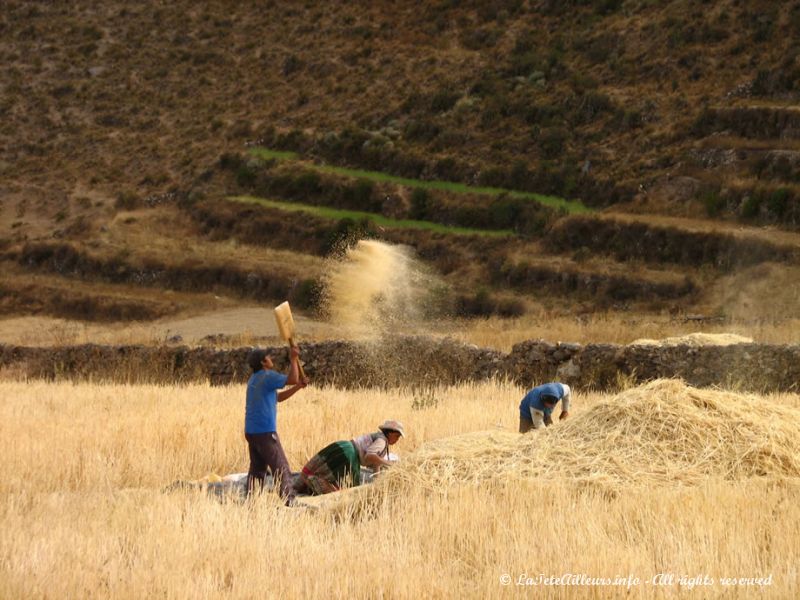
top-left (341, 380), bottom-right (800, 510)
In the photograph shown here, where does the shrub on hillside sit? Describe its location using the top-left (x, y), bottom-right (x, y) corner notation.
top-left (569, 72), bottom-right (599, 93)
top-left (342, 179), bottom-right (380, 212)
top-left (611, 108), bottom-right (644, 131)
top-left (479, 94), bottom-right (512, 128)
top-left (594, 0), bottom-right (623, 15)
top-left (409, 188), bottom-right (431, 220)
top-left (689, 107), bottom-right (719, 137)
top-left (470, 70), bottom-right (504, 98)
top-left (488, 196), bottom-right (518, 229)
top-left (115, 191), bottom-right (141, 211)
top-left (322, 218), bottom-right (376, 256)
top-left (523, 103), bottom-right (565, 127)
top-left (404, 119), bottom-right (441, 142)
top-left (751, 54), bottom-right (800, 96)
top-left (460, 26), bottom-right (502, 50)
top-left (293, 171), bottom-right (323, 199)
top-left (282, 54), bottom-right (303, 77)
top-left (508, 47), bottom-right (546, 77)
top-left (273, 128), bottom-right (314, 154)
top-left (701, 189), bottom-right (726, 217)
top-left (218, 152), bottom-right (244, 171)
top-left (538, 126), bottom-right (569, 159)
top-left (473, 0), bottom-right (524, 22)
top-left (476, 166), bottom-right (507, 189)
top-left (752, 154), bottom-right (800, 182)
top-left (454, 288), bottom-right (525, 318)
top-left (290, 278), bottom-right (323, 311)
top-left (699, 22), bottom-right (729, 44)
top-left (575, 32), bottom-right (619, 63)
top-left (736, 187), bottom-right (800, 226)
top-left (312, 127), bottom-right (367, 161)
top-left (666, 17), bottom-right (696, 48)
top-left (740, 194), bottom-right (761, 220)
top-left (767, 188), bottom-right (790, 219)
top-left (569, 90), bottom-right (615, 125)
top-left (433, 156), bottom-right (472, 181)
top-left (431, 128), bottom-right (471, 153)
top-left (383, 151), bottom-right (429, 180)
top-left (751, 12), bottom-right (776, 43)
top-left (538, 0), bottom-right (622, 16)
top-left (442, 204), bottom-right (486, 228)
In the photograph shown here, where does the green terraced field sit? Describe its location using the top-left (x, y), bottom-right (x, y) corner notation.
top-left (248, 147), bottom-right (590, 214)
top-left (229, 195), bottom-right (514, 237)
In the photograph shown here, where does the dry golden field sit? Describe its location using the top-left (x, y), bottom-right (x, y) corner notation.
top-left (2, 378), bottom-right (799, 599)
top-left (2, 309), bottom-right (800, 351)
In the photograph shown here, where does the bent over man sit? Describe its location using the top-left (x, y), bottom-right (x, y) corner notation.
top-left (519, 382), bottom-right (571, 433)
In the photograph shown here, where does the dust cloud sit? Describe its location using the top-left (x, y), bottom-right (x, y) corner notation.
top-left (321, 240), bottom-right (444, 339)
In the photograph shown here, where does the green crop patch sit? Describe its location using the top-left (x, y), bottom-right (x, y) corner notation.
top-left (228, 195), bottom-right (514, 237)
top-left (249, 148), bottom-right (299, 161)
top-left (248, 147), bottom-right (590, 214)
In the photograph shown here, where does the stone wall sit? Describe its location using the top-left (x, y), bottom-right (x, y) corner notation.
top-left (1, 337), bottom-right (798, 392)
top-left (508, 340), bottom-right (800, 392)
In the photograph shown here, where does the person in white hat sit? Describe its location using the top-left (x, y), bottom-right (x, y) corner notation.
top-left (293, 420), bottom-right (405, 496)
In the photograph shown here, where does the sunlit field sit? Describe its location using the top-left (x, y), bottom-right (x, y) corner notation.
top-left (445, 313), bottom-right (800, 350)
top-left (2, 379), bottom-right (799, 599)
top-left (3, 311), bottom-right (799, 351)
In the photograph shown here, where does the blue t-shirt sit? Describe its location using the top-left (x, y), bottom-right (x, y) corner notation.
top-left (519, 383), bottom-right (566, 418)
top-left (244, 369), bottom-right (288, 434)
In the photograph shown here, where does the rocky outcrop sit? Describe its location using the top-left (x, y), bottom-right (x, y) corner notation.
top-left (1, 337), bottom-right (798, 392)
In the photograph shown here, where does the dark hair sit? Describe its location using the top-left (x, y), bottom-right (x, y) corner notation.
top-left (247, 349), bottom-right (268, 373)
top-left (541, 394), bottom-right (558, 405)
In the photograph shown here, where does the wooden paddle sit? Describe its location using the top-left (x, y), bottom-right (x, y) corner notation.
top-left (274, 301), bottom-right (307, 380)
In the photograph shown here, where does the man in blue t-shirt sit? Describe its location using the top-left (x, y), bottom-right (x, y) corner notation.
top-left (244, 345), bottom-right (308, 504)
top-left (519, 382), bottom-right (571, 433)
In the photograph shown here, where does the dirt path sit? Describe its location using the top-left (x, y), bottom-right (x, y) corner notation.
top-left (152, 307), bottom-right (343, 343)
top-left (0, 307), bottom-right (343, 347)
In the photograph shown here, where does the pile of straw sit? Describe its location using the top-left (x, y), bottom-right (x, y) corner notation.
top-left (370, 379), bottom-right (800, 498)
top-left (629, 332), bottom-right (753, 347)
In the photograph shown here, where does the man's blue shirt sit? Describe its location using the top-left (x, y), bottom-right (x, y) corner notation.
top-left (244, 369), bottom-right (288, 433)
top-left (519, 383), bottom-right (566, 418)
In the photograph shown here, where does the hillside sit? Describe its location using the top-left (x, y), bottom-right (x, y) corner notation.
top-left (2, 0), bottom-right (800, 338)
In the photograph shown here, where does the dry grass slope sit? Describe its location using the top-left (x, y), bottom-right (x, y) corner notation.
top-left (5, 1), bottom-right (800, 328)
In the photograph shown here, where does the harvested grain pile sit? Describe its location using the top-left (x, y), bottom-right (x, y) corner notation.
top-left (630, 332), bottom-right (753, 347)
top-left (354, 380), bottom-right (800, 505)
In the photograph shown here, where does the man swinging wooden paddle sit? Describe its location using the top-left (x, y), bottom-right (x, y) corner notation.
top-left (242, 302), bottom-right (310, 505)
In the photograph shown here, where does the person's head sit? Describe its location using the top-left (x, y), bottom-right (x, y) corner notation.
top-left (541, 394), bottom-right (558, 409)
top-left (247, 349), bottom-right (273, 373)
top-left (379, 419), bottom-right (405, 445)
